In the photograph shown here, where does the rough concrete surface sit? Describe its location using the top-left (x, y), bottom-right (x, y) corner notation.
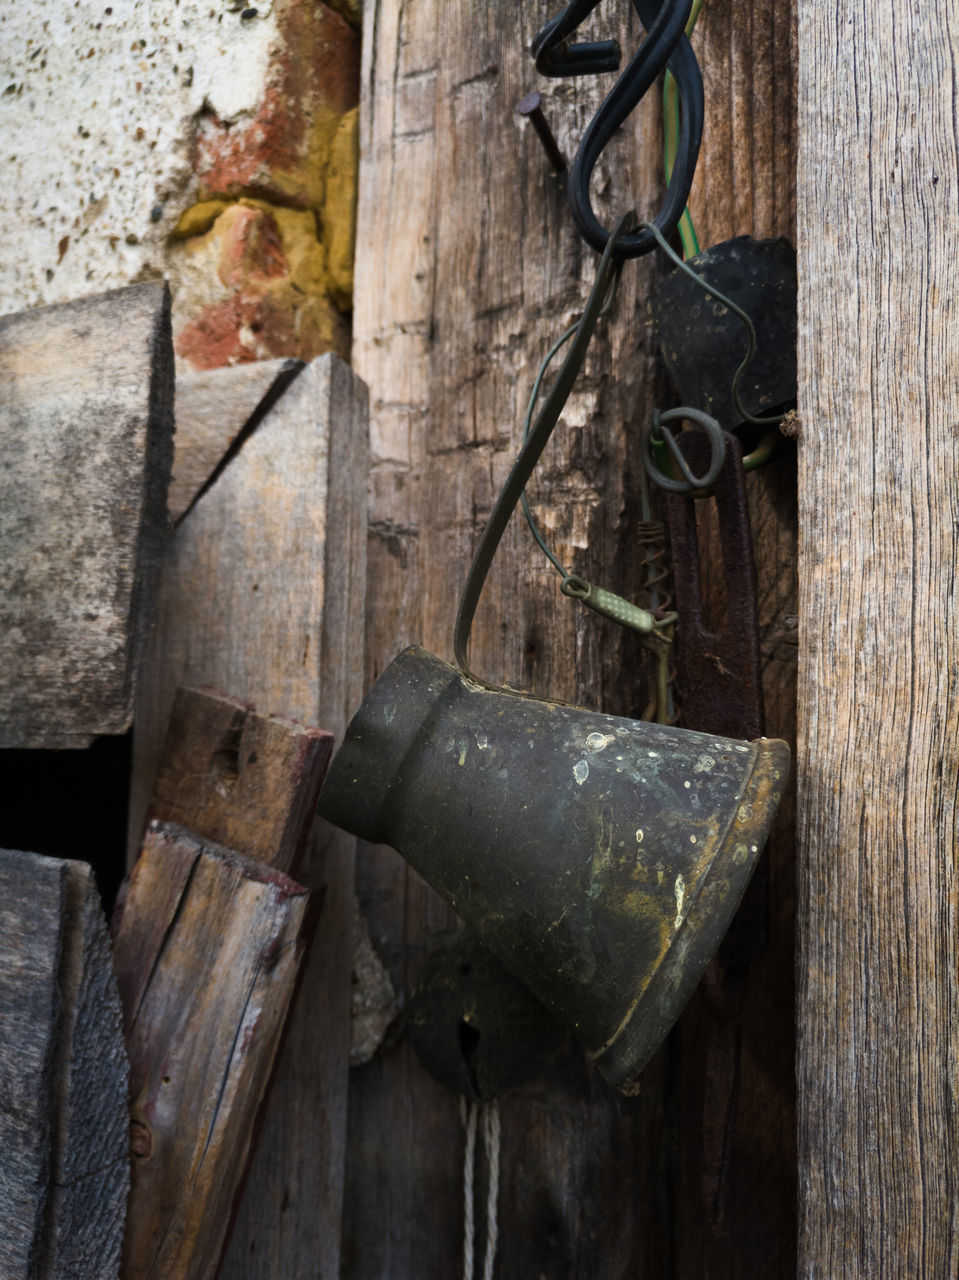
top-left (1, 0), bottom-right (359, 367)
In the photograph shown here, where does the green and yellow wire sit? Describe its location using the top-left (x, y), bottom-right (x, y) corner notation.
top-left (663, 0), bottom-right (705, 259)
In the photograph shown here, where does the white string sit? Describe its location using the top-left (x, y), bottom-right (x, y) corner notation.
top-left (461, 1097), bottom-right (501, 1280)
top-left (460, 1097), bottom-right (477, 1280)
top-left (482, 1101), bottom-right (500, 1280)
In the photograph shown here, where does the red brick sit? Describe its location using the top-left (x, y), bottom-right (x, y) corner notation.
top-left (216, 206), bottom-right (289, 287)
top-left (194, 0), bottom-right (360, 210)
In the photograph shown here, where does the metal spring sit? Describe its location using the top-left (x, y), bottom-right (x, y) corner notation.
top-left (637, 518), bottom-right (671, 613)
top-left (637, 518), bottom-right (680, 724)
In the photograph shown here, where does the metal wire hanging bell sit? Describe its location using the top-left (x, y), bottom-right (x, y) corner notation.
top-left (317, 219), bottom-right (790, 1091)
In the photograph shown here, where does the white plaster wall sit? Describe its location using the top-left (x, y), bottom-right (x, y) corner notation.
top-left (0, 0), bottom-right (281, 315)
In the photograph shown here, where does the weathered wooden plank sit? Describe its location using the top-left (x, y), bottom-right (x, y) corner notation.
top-left (43, 859), bottom-right (131, 1280)
top-left (170, 359), bottom-right (303, 523)
top-left (129, 352), bottom-right (368, 857)
top-left (662, 2), bottom-right (799, 1276)
top-left (131, 352), bottom-right (368, 1279)
top-left (149, 685), bottom-right (332, 874)
top-left (0, 850), bottom-right (66, 1278)
top-left (113, 822), bottom-right (312, 1280)
top-left (796, 1), bottom-right (959, 1275)
top-left (0, 283), bottom-right (174, 748)
top-left (348, 3), bottom-right (801, 1276)
top-left (346, 3), bottom-right (673, 1276)
top-left (0, 849), bottom-right (129, 1280)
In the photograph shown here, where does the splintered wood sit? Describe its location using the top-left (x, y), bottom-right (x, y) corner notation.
top-left (0, 849), bottom-right (129, 1280)
top-left (150, 686), bottom-right (333, 875)
top-left (131, 353), bottom-right (368, 1279)
top-left (114, 823), bottom-right (313, 1280)
top-left (0, 283), bottom-right (174, 748)
top-left (114, 685), bottom-right (332, 1280)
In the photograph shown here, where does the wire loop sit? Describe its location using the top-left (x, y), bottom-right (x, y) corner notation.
top-left (639, 219), bottom-right (788, 429)
top-left (643, 407), bottom-right (726, 494)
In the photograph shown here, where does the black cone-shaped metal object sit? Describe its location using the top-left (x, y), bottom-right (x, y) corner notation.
top-left (318, 647), bottom-right (789, 1088)
top-left (651, 235), bottom-right (797, 430)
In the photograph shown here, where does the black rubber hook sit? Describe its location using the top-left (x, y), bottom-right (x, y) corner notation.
top-left (531, 0), bottom-right (704, 258)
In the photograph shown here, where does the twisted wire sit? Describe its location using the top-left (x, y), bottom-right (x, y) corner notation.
top-left (460, 1099), bottom-right (501, 1280)
top-left (460, 1098), bottom-right (478, 1280)
top-left (482, 1103), bottom-right (501, 1280)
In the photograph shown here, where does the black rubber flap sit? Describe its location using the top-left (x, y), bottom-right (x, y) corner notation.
top-left (651, 236), bottom-right (797, 430)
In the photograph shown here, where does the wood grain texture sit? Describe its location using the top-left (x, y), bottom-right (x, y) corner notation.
top-left (686, 0), bottom-right (796, 246)
top-left (0, 850), bottom-right (66, 1279)
top-left (131, 352), bottom-right (368, 1279)
top-left (663, 2), bottom-right (800, 1276)
top-left (42, 859), bottom-right (130, 1280)
top-left (114, 823), bottom-right (311, 1280)
top-left (796, 2), bottom-right (959, 1275)
top-left (0, 849), bottom-right (129, 1280)
top-left (347, 3), bottom-right (675, 1276)
top-left (0, 283), bottom-right (174, 748)
top-left (347, 2), bottom-right (798, 1276)
top-left (150, 685), bottom-right (332, 875)
top-left (170, 359), bottom-right (303, 523)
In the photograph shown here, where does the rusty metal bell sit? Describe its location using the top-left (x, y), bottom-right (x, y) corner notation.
top-left (318, 646), bottom-right (789, 1090)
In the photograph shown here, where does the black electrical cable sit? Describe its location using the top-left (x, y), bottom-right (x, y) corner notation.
top-left (453, 216), bottom-right (631, 685)
top-left (531, 0), bottom-right (704, 258)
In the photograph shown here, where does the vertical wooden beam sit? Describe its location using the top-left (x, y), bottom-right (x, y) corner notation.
top-left (347, 3), bottom-right (676, 1276)
top-left (797, 2), bottom-right (959, 1273)
top-left (351, 0), bottom-right (802, 1274)
top-left (666, 3), bottom-right (800, 1276)
top-left (132, 354), bottom-right (368, 1280)
top-left (0, 283), bottom-right (174, 748)
top-left (131, 355), bottom-right (368, 848)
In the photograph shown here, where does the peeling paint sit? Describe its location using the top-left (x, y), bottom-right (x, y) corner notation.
top-left (673, 874), bottom-right (686, 929)
top-left (573, 759), bottom-right (589, 786)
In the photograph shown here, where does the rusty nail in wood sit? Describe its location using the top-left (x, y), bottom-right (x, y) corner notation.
top-left (517, 91), bottom-right (567, 174)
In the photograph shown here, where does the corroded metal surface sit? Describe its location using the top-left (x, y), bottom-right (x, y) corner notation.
top-left (319, 646), bottom-right (789, 1088)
